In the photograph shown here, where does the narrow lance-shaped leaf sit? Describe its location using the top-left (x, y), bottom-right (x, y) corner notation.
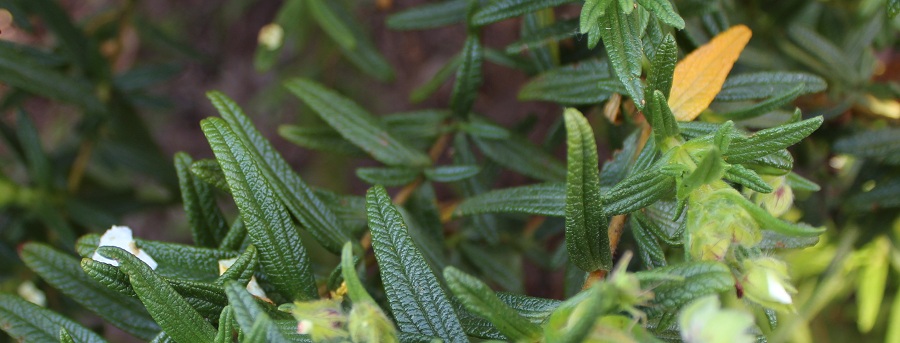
top-left (715, 72), bottom-right (827, 101)
top-left (599, 0), bottom-right (645, 107)
top-left (202, 117), bottom-right (318, 300)
top-left (646, 34), bottom-right (677, 98)
top-left (454, 183), bottom-right (565, 217)
top-left (306, 0), bottom-right (394, 81)
top-left (451, 34), bottom-right (483, 118)
top-left (471, 0), bottom-right (575, 26)
top-left (564, 109), bottom-right (611, 272)
top-left (98, 246), bottom-right (217, 342)
top-left (424, 165), bottom-right (481, 183)
top-left (366, 186), bottom-right (467, 342)
top-left (387, 0), bottom-right (467, 30)
top-left (518, 59), bottom-right (625, 105)
top-left (0, 293), bottom-right (108, 343)
top-left (444, 267), bottom-right (543, 341)
top-left (176, 152), bottom-right (228, 248)
top-left (285, 79), bottom-right (431, 167)
top-left (669, 25), bottom-right (752, 121)
top-left (473, 135), bottom-right (567, 182)
top-left (20, 243), bottom-right (160, 340)
top-left (356, 167), bottom-right (420, 187)
top-left (224, 281), bottom-right (290, 343)
top-left (647, 90), bottom-right (680, 148)
top-left (720, 84), bottom-right (805, 121)
top-left (636, 0), bottom-right (685, 29)
top-left (580, 0), bottom-right (613, 36)
top-left (726, 116), bottom-right (823, 163)
top-left (207, 91), bottom-right (353, 254)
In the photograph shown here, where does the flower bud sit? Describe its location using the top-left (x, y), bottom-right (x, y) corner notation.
top-left (687, 189), bottom-right (761, 260)
top-left (348, 301), bottom-right (398, 343)
top-left (740, 257), bottom-right (797, 312)
top-left (291, 299), bottom-right (349, 341)
top-left (747, 175), bottom-right (793, 217)
top-left (679, 295), bottom-right (755, 343)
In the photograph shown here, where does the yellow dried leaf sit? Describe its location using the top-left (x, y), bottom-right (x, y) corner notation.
top-left (669, 25), bottom-right (752, 121)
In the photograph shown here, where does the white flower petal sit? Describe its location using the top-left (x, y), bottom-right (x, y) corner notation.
top-left (91, 225), bottom-right (158, 270)
top-left (767, 272), bottom-right (793, 304)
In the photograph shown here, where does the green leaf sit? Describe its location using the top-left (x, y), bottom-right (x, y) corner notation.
top-left (453, 133), bottom-right (502, 243)
top-left (726, 116), bottom-right (823, 164)
top-left (215, 306), bottom-right (236, 343)
top-left (285, 79), bottom-right (431, 167)
top-left (451, 34), bottom-right (483, 118)
top-left (715, 72), bottom-right (827, 101)
top-left (20, 243), bottom-right (160, 340)
top-left (455, 292), bottom-right (560, 340)
top-left (98, 246), bottom-right (217, 342)
top-left (202, 117), bottom-right (318, 300)
top-left (382, 110), bottom-right (450, 141)
top-left (356, 167), bottom-right (421, 186)
top-left (473, 135), bottom-right (566, 182)
top-left (720, 84), bottom-right (804, 120)
top-left (208, 91), bottom-right (353, 254)
top-left (387, 0), bottom-right (468, 30)
top-left (306, 0), bottom-right (394, 81)
top-left (471, 0), bottom-right (575, 26)
top-left (649, 261), bottom-right (734, 314)
top-left (598, 1), bottom-right (645, 107)
top-left (636, 0), bottom-right (685, 28)
top-left (176, 152), bottom-right (229, 248)
top-left (366, 186), bottom-right (467, 342)
top-left (603, 168), bottom-right (675, 215)
top-left (424, 165), bottom-right (480, 182)
top-left (191, 159), bottom-right (231, 192)
top-left (59, 328), bottom-right (75, 343)
top-left (786, 25), bottom-right (857, 84)
top-left (411, 54), bottom-right (463, 103)
top-left (786, 172), bottom-right (820, 192)
top-left (224, 281), bottom-right (290, 343)
top-left (758, 230), bottom-right (819, 250)
top-left (216, 245), bottom-right (259, 285)
top-left (76, 233), bottom-right (238, 280)
top-left (0, 43), bottom-right (104, 112)
top-left (646, 34), bottom-right (677, 98)
top-left (834, 128), bottom-right (900, 165)
top-left (454, 183), bottom-right (565, 217)
top-left (459, 243), bottom-right (523, 293)
top-left (506, 18), bottom-right (578, 54)
top-left (0, 293), bottom-right (108, 343)
top-left (519, 59), bottom-right (625, 105)
top-left (458, 118), bottom-right (511, 139)
top-left (278, 125), bottom-right (366, 156)
top-left (580, 0), bottom-right (613, 35)
top-left (647, 91), bottom-right (680, 148)
top-left (564, 109), bottom-right (611, 272)
top-left (724, 164), bottom-right (774, 193)
top-left (631, 216), bottom-right (667, 268)
top-left (891, 0), bottom-right (900, 18)
top-left (81, 258), bottom-right (136, 297)
top-left (444, 267), bottom-right (542, 341)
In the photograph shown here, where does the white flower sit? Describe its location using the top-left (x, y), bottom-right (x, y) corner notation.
top-left (218, 258), bottom-right (269, 300)
top-left (91, 226), bottom-right (158, 269)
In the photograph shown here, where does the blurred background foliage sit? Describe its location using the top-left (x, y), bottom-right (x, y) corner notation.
top-left (0, 0), bottom-right (898, 342)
